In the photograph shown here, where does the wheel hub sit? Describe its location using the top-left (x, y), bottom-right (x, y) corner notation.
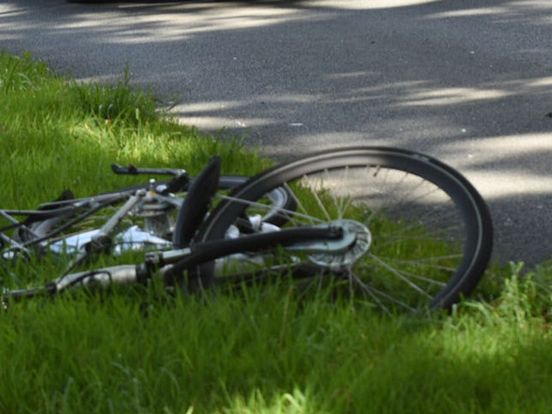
top-left (309, 219), bottom-right (372, 270)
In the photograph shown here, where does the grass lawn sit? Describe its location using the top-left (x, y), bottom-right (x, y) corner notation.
top-left (1, 52), bottom-right (552, 414)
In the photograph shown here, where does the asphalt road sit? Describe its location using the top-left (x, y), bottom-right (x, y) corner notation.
top-left (1, 0), bottom-right (552, 265)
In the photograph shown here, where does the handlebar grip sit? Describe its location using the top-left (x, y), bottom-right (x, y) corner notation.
top-left (2, 265), bottom-right (150, 308)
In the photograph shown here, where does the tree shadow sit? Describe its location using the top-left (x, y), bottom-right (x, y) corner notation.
top-left (1, 0), bottom-right (552, 263)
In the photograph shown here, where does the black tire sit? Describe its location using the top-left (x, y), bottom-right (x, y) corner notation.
top-left (172, 176), bottom-right (295, 248)
top-left (193, 147), bottom-right (493, 312)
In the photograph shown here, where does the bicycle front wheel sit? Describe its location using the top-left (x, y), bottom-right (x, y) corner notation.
top-left (194, 147), bottom-right (493, 312)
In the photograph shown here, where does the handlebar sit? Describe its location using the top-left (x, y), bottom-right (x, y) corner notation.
top-left (111, 163), bottom-right (185, 177)
top-left (1, 265), bottom-right (145, 308)
top-left (55, 265), bottom-right (142, 291)
top-left (111, 164), bottom-right (189, 195)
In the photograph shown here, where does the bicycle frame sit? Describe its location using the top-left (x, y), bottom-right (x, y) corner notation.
top-left (0, 161), bottom-right (192, 254)
top-left (1, 222), bottom-right (353, 307)
top-left (0, 187), bottom-right (180, 260)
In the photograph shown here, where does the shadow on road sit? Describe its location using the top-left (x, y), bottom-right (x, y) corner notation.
top-left (1, 0), bottom-right (552, 264)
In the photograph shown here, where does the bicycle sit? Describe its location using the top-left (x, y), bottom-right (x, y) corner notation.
top-left (1, 146), bottom-right (493, 313)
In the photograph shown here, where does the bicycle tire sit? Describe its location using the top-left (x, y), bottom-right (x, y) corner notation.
top-left (192, 147), bottom-right (493, 312)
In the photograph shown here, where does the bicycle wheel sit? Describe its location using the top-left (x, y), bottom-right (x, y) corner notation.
top-left (192, 147), bottom-right (493, 312)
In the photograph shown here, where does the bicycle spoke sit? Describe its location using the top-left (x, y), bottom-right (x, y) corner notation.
top-left (348, 270), bottom-right (416, 313)
top-left (381, 210), bottom-right (462, 235)
top-left (219, 194), bottom-right (325, 225)
top-left (284, 183), bottom-right (319, 225)
top-left (366, 253), bottom-right (434, 298)
top-left (357, 262), bottom-right (448, 290)
top-left (347, 269), bottom-right (391, 315)
top-left (304, 174), bottom-right (333, 222)
top-left (374, 223), bottom-right (464, 249)
top-left (320, 168), bottom-right (340, 219)
top-left (373, 255), bottom-right (461, 273)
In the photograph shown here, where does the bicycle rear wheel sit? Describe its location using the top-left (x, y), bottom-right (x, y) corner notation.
top-left (193, 147), bottom-right (493, 312)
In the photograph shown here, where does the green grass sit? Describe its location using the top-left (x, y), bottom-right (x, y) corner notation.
top-left (0, 52), bottom-right (269, 210)
top-left (2, 274), bottom-right (552, 414)
top-left (2, 51), bottom-right (552, 413)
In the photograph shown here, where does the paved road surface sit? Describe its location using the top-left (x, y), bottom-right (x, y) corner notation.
top-left (2, 0), bottom-right (552, 264)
